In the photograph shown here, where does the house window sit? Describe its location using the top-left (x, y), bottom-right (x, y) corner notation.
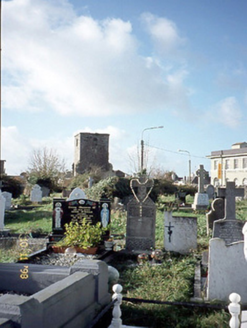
top-left (234, 159), bottom-right (238, 169)
top-left (243, 158), bottom-right (247, 169)
top-left (225, 159), bottom-right (230, 169)
top-left (214, 160), bottom-right (218, 170)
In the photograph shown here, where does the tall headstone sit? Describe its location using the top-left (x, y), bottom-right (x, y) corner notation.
top-left (2, 192), bottom-right (12, 210)
top-left (212, 181), bottom-right (244, 245)
top-left (192, 165), bottom-right (209, 210)
top-left (126, 176), bottom-right (156, 252)
top-left (164, 211), bottom-right (197, 254)
top-left (206, 198), bottom-right (224, 235)
top-left (207, 181), bottom-right (247, 302)
top-left (30, 184), bottom-right (42, 203)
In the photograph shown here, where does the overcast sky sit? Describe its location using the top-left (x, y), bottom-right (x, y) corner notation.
top-left (2, 0), bottom-right (247, 177)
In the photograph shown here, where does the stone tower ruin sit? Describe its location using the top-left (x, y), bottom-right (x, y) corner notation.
top-left (73, 132), bottom-right (111, 176)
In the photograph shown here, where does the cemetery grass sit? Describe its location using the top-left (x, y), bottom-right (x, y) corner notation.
top-left (106, 208), bottom-right (230, 328)
top-left (1, 196), bottom-right (244, 326)
top-left (4, 202), bottom-right (52, 235)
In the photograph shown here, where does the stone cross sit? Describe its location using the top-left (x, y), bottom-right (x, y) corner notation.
top-left (196, 165), bottom-right (207, 193)
top-left (218, 181), bottom-right (244, 220)
top-left (165, 222), bottom-right (174, 242)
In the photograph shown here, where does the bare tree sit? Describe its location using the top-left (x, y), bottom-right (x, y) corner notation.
top-left (27, 147), bottom-right (67, 188)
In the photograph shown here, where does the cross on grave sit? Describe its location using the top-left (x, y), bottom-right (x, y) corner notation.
top-left (196, 164), bottom-right (207, 193)
top-left (130, 176), bottom-right (154, 220)
top-left (165, 222), bottom-right (174, 242)
top-left (218, 181), bottom-right (244, 220)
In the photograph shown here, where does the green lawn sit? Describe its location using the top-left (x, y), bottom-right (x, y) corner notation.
top-left (2, 195), bottom-right (244, 327)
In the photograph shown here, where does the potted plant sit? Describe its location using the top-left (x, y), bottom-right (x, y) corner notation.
top-left (52, 218), bottom-right (106, 254)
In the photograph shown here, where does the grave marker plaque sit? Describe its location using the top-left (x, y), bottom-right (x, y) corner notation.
top-left (126, 176), bottom-right (156, 251)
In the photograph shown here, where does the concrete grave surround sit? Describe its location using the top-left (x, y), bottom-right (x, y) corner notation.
top-left (0, 260), bottom-right (110, 328)
top-left (212, 181), bottom-right (245, 245)
top-left (207, 238), bottom-right (247, 303)
top-left (126, 176), bottom-right (156, 252)
top-left (192, 165), bottom-right (209, 210)
top-left (1, 192), bottom-right (12, 210)
top-left (206, 198), bottom-right (224, 234)
top-left (67, 187), bottom-right (86, 201)
top-left (30, 184), bottom-right (42, 203)
top-left (0, 191), bottom-right (6, 230)
top-left (164, 211), bottom-right (197, 254)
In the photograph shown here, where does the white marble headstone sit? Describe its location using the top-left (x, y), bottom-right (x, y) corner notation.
top-left (30, 184), bottom-right (42, 203)
top-left (67, 187), bottom-right (87, 201)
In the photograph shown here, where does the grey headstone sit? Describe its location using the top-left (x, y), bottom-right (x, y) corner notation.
top-left (206, 198), bottom-right (224, 233)
top-left (207, 238), bottom-right (247, 303)
top-left (30, 184), bottom-right (42, 203)
top-left (206, 184), bottom-right (215, 200)
top-left (67, 187), bottom-right (86, 201)
top-left (126, 176), bottom-right (156, 251)
top-left (192, 165), bottom-right (209, 210)
top-left (212, 181), bottom-right (245, 245)
top-left (164, 211), bottom-right (197, 254)
top-left (2, 192), bottom-right (12, 210)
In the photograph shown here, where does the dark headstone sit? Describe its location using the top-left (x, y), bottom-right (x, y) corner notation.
top-left (206, 198), bottom-right (224, 234)
top-left (49, 197), bottom-right (111, 243)
top-left (126, 176), bottom-right (156, 251)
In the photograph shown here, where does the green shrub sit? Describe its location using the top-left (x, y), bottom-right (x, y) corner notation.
top-left (2, 175), bottom-right (23, 198)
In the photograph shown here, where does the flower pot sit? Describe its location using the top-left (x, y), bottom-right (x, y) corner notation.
top-left (104, 241), bottom-right (114, 251)
top-left (51, 245), bottom-right (98, 254)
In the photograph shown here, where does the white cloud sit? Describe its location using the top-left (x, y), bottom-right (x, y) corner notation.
top-left (2, 125), bottom-right (74, 175)
top-left (141, 13), bottom-right (186, 56)
top-left (213, 97), bottom-right (242, 128)
top-left (2, 126), bottom-right (30, 175)
top-left (2, 124), bottom-right (132, 175)
top-left (2, 0), bottom-right (191, 117)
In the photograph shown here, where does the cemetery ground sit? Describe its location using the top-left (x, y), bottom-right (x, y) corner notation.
top-left (2, 195), bottom-right (247, 327)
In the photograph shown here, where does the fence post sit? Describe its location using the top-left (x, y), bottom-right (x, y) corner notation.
top-left (108, 284), bottom-right (123, 328)
top-left (228, 293), bottom-right (241, 328)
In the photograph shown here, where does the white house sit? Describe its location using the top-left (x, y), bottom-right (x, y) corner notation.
top-left (207, 142), bottom-right (247, 187)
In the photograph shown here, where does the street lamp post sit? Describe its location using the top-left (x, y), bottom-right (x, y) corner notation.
top-left (140, 126), bottom-right (163, 174)
top-left (178, 149), bottom-right (191, 183)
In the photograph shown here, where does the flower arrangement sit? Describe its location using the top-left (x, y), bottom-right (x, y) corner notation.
top-left (55, 218), bottom-right (106, 250)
